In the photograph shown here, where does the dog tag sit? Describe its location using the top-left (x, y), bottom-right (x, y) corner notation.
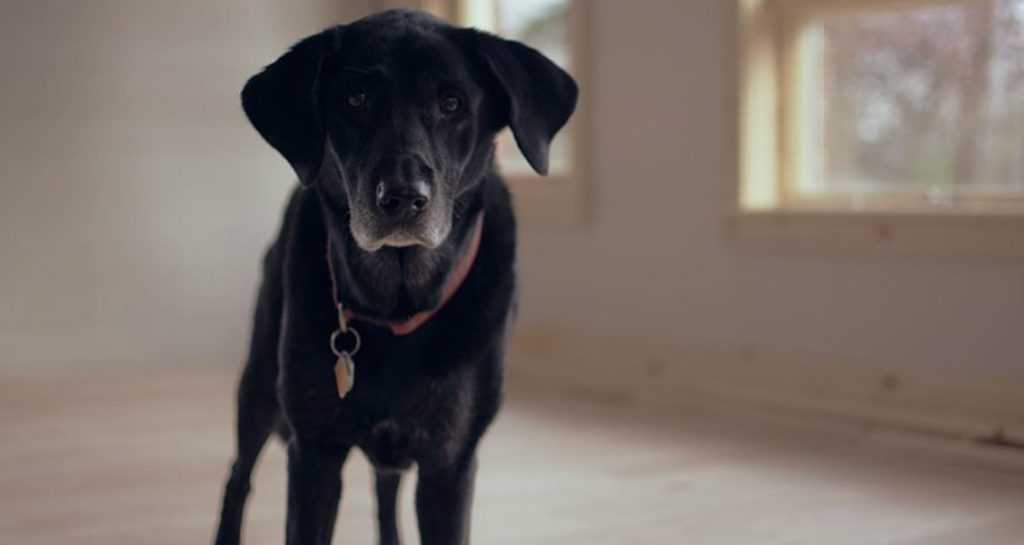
top-left (334, 352), bottom-right (355, 398)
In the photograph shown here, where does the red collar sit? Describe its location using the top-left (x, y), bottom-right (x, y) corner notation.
top-left (326, 211), bottom-right (484, 336)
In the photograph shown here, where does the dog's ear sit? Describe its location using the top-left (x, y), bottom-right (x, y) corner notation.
top-left (475, 32), bottom-right (578, 175)
top-left (242, 28), bottom-right (339, 186)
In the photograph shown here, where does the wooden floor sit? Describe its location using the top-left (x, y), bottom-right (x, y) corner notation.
top-left (1, 368), bottom-right (1023, 545)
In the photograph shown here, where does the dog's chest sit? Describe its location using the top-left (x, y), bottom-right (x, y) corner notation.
top-left (281, 348), bottom-right (478, 466)
top-left (353, 370), bottom-right (475, 469)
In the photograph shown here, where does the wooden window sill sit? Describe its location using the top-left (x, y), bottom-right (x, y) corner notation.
top-left (729, 208), bottom-right (1024, 259)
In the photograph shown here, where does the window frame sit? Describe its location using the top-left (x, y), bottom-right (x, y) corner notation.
top-left (736, 0), bottom-right (1024, 257)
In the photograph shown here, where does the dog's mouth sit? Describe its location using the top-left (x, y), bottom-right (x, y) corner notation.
top-left (343, 188), bottom-right (453, 253)
top-left (350, 222), bottom-right (450, 253)
top-left (378, 231), bottom-right (425, 249)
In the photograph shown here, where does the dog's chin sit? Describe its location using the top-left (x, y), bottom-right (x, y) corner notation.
top-left (351, 225), bottom-right (449, 253)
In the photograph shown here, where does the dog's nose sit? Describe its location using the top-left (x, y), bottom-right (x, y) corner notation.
top-left (375, 154), bottom-right (433, 218)
top-left (376, 179), bottom-right (431, 217)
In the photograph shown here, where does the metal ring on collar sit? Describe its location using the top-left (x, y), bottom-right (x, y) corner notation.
top-left (329, 326), bottom-right (361, 358)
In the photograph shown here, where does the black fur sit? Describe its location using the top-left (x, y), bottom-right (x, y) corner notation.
top-left (213, 10), bottom-right (577, 545)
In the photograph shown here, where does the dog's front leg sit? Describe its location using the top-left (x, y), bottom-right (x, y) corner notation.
top-left (285, 439), bottom-right (348, 545)
top-left (415, 456), bottom-right (477, 545)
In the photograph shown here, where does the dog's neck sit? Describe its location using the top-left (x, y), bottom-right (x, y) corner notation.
top-left (327, 211), bottom-right (483, 335)
top-left (321, 192), bottom-right (486, 330)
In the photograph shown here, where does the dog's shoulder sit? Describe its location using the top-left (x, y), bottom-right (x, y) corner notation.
top-left (273, 186), bottom-right (331, 295)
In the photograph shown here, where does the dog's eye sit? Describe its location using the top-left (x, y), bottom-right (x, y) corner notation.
top-left (346, 91), bottom-right (368, 111)
top-left (439, 94), bottom-right (461, 114)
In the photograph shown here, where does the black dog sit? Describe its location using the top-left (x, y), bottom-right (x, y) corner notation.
top-left (213, 10), bottom-right (577, 545)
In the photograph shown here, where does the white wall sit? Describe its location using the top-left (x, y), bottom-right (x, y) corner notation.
top-left (514, 0), bottom-right (1024, 380)
top-left (0, 0), bottom-right (370, 375)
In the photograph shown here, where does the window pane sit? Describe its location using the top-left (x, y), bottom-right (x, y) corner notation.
top-left (807, 0), bottom-right (1024, 199)
top-left (495, 0), bottom-right (571, 69)
top-left (464, 0), bottom-right (572, 174)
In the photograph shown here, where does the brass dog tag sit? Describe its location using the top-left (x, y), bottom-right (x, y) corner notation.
top-left (329, 303), bottom-right (360, 399)
top-left (335, 352), bottom-right (355, 398)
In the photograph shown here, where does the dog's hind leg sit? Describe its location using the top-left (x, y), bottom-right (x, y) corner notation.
top-left (213, 361), bottom-right (279, 545)
top-left (214, 244), bottom-right (285, 545)
top-left (375, 470), bottom-right (403, 545)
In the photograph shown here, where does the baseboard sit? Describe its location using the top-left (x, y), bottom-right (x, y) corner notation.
top-left (507, 324), bottom-right (1024, 447)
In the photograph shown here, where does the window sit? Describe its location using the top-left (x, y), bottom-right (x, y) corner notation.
top-left (737, 0), bottom-right (1024, 257)
top-left (741, 0), bottom-right (1024, 214)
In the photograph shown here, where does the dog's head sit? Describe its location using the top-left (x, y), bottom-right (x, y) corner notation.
top-left (242, 10), bottom-right (577, 252)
